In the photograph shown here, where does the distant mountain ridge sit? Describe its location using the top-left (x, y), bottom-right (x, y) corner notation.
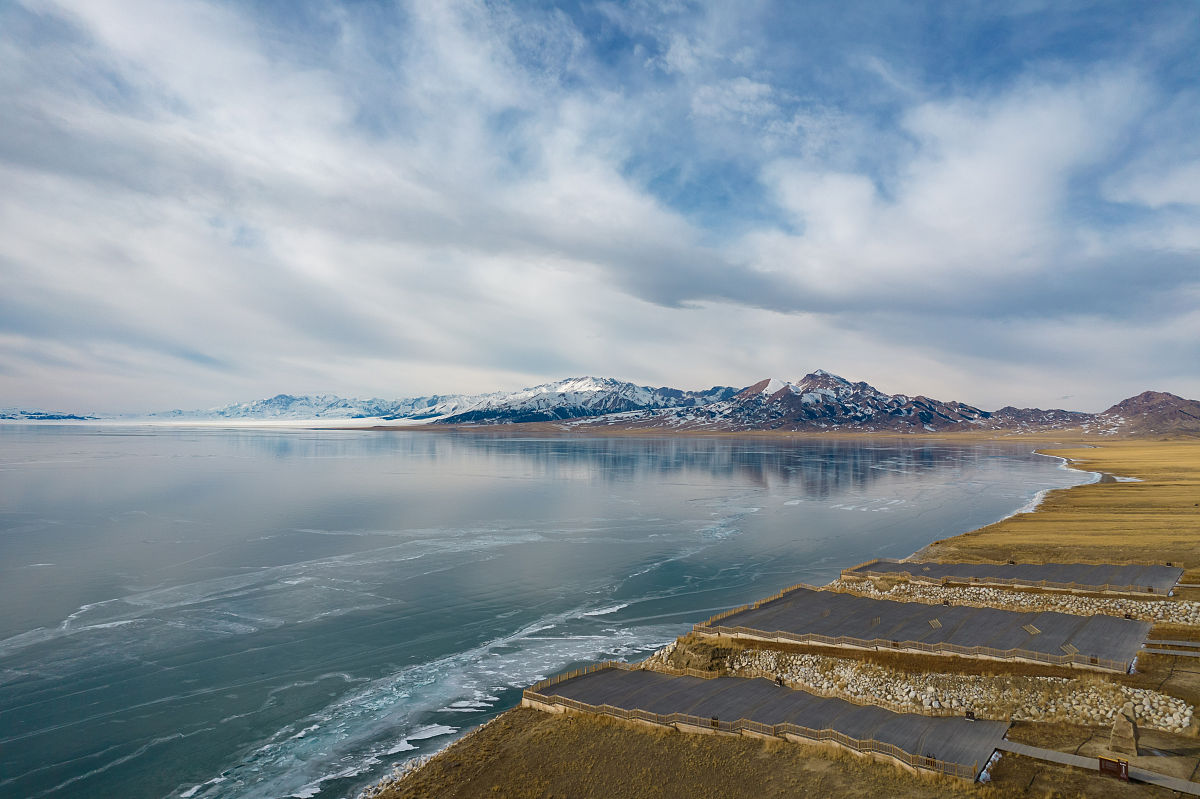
top-left (145, 392), bottom-right (486, 422)
top-left (587, 370), bottom-right (995, 432)
top-left (434, 377), bottom-right (737, 424)
top-left (1091, 391), bottom-right (1200, 437)
top-left (140, 377), bottom-right (739, 425)
top-left (0, 408), bottom-right (99, 421)
top-left (570, 371), bottom-right (1199, 438)
top-left (6, 371), bottom-right (1198, 438)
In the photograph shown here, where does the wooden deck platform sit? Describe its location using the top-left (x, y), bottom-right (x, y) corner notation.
top-left (528, 666), bottom-right (1009, 779)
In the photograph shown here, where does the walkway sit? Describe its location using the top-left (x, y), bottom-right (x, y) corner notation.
top-left (531, 666), bottom-right (1008, 776)
top-left (997, 740), bottom-right (1200, 795)
top-left (843, 560), bottom-right (1183, 595)
top-left (699, 586), bottom-right (1149, 672)
top-left (1142, 648), bottom-right (1200, 658)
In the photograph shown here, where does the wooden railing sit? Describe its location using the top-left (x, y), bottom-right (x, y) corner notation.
top-left (692, 623), bottom-right (1129, 673)
top-left (841, 558), bottom-right (1175, 595)
top-left (701, 582), bottom-right (822, 627)
top-left (523, 665), bottom-right (980, 780)
top-left (527, 660), bottom-right (635, 694)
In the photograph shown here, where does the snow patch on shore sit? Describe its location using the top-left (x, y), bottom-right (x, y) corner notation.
top-left (1000, 453), bottom-right (1100, 521)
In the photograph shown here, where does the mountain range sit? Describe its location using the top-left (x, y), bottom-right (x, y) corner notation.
top-left (4, 371), bottom-right (1199, 437)
top-left (577, 372), bottom-right (1200, 437)
top-left (128, 377), bottom-right (738, 425)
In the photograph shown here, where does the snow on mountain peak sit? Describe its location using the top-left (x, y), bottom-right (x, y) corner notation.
top-left (432, 378), bottom-right (738, 424)
top-left (551, 377), bottom-right (612, 393)
top-left (801, 369), bottom-right (850, 385)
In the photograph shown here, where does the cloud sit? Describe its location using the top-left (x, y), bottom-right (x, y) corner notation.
top-left (742, 70), bottom-right (1199, 322)
top-left (1108, 160), bottom-right (1200, 208)
top-left (691, 77), bottom-right (776, 121)
top-left (0, 0), bottom-right (1198, 412)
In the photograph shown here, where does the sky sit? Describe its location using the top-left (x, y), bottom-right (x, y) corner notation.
top-left (2, 0), bottom-right (1199, 414)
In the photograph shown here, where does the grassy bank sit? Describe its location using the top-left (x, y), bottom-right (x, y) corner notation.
top-left (370, 438), bottom-right (1200, 798)
top-left (923, 441), bottom-right (1200, 572)
top-left (375, 706), bottom-right (1002, 799)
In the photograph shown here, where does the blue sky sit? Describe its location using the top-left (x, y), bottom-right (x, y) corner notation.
top-left (2, 0), bottom-right (1198, 412)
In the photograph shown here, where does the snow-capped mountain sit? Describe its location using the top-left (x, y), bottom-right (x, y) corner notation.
top-left (8, 372), bottom-right (1198, 437)
top-left (986, 406), bottom-right (1092, 432)
top-left (146, 392), bottom-right (490, 422)
top-left (139, 378), bottom-right (738, 425)
top-left (593, 370), bottom-right (994, 432)
top-left (0, 408), bottom-right (98, 421)
top-left (589, 372), bottom-right (1200, 436)
top-left (433, 377), bottom-right (738, 424)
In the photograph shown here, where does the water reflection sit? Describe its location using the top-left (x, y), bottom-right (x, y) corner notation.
top-left (57, 427), bottom-right (1021, 492)
top-left (0, 427), bottom-right (1088, 799)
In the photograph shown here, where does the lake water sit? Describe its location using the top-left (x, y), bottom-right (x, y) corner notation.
top-left (0, 427), bottom-right (1093, 799)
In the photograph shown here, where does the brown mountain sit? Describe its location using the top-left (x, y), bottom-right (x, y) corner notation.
top-left (984, 406), bottom-right (1090, 432)
top-left (577, 371), bottom-right (1200, 438)
top-left (600, 371), bottom-right (994, 433)
top-left (1091, 391), bottom-right (1200, 437)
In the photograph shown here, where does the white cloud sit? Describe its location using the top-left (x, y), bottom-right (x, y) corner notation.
top-left (690, 77), bottom-right (776, 120)
top-left (749, 72), bottom-right (1153, 302)
top-left (1, 1), bottom-right (1198, 413)
top-left (1107, 160), bottom-right (1200, 208)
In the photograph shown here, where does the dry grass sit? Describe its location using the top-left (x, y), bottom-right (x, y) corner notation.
top-left (377, 706), bottom-right (1015, 799)
top-left (1005, 720), bottom-right (1200, 782)
top-left (992, 721), bottom-right (1186, 798)
top-left (1133, 650), bottom-right (1200, 715)
top-left (377, 706), bottom-right (1197, 799)
top-left (922, 441), bottom-right (1200, 568)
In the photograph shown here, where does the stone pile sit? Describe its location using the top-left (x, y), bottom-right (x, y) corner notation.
top-left (830, 578), bottom-right (1200, 625)
top-left (643, 645), bottom-right (1194, 734)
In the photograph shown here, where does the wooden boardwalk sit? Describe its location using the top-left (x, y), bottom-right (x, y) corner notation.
top-left (530, 666), bottom-right (1009, 777)
top-left (844, 560), bottom-right (1183, 595)
top-left (997, 740), bottom-right (1200, 795)
top-left (699, 586), bottom-right (1149, 672)
top-left (1142, 648), bottom-right (1200, 658)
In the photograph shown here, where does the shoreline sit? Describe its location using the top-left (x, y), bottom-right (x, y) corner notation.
top-left (369, 437), bottom-right (1200, 798)
top-left (1, 418), bottom-right (1111, 443)
top-left (361, 436), bottom-right (1115, 796)
top-left (983, 451), bottom-right (1102, 530)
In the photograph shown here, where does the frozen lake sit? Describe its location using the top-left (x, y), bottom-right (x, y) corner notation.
top-left (0, 427), bottom-right (1092, 799)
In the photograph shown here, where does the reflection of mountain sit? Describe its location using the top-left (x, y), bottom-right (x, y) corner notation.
top-left (246, 431), bottom-right (1026, 501)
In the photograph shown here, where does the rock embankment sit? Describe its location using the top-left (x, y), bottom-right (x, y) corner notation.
top-left (643, 643), bottom-right (1194, 734)
top-left (831, 578), bottom-right (1200, 625)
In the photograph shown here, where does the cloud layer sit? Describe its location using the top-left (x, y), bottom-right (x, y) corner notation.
top-left (2, 0), bottom-right (1198, 412)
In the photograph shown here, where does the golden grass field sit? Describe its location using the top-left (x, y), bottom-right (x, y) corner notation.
top-left (379, 706), bottom-right (1010, 799)
top-left (923, 440), bottom-right (1200, 573)
top-left (371, 437), bottom-right (1200, 799)
top-left (376, 707), bottom-right (1186, 799)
